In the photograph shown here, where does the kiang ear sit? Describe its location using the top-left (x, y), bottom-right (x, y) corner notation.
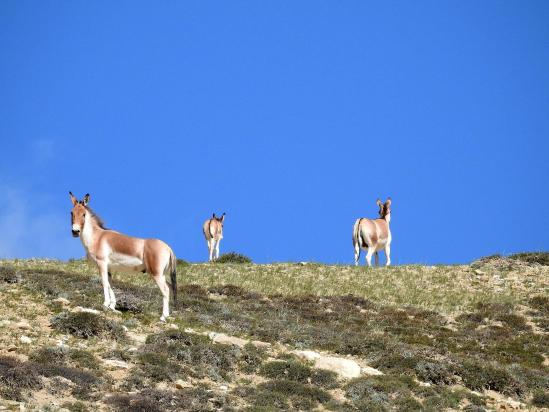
top-left (220, 212), bottom-right (226, 222)
top-left (212, 213), bottom-right (216, 219)
top-left (385, 197), bottom-right (392, 208)
top-left (69, 191), bottom-right (78, 206)
top-left (83, 193), bottom-right (90, 206)
top-left (376, 199), bottom-right (383, 208)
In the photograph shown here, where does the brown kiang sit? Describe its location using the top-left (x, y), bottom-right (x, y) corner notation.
top-left (353, 198), bottom-right (392, 266)
top-left (203, 213), bottom-right (225, 262)
top-left (69, 192), bottom-right (177, 321)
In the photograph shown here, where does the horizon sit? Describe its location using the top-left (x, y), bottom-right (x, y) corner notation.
top-left (1, 1), bottom-right (548, 264)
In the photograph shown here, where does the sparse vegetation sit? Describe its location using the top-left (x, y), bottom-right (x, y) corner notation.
top-left (0, 256), bottom-right (546, 410)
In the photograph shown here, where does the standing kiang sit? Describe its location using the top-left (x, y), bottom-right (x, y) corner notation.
top-left (69, 192), bottom-right (177, 321)
top-left (203, 213), bottom-right (225, 262)
top-left (353, 198), bottom-right (392, 266)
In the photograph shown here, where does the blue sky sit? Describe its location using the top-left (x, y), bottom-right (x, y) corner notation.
top-left (1, 1), bottom-right (548, 264)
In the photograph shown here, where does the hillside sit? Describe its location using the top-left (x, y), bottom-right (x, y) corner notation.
top-left (0, 255), bottom-right (547, 411)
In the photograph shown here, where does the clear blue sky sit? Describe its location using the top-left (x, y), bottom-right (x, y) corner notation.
top-left (1, 1), bottom-right (548, 264)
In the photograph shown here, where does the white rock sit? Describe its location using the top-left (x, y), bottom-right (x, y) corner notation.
top-left (361, 366), bottom-right (384, 376)
top-left (291, 350), bottom-right (321, 362)
top-left (103, 359), bottom-right (130, 369)
top-left (209, 332), bottom-right (248, 347)
top-left (20, 335), bottom-right (32, 344)
top-left (16, 321), bottom-right (31, 330)
top-left (74, 306), bottom-right (101, 314)
top-left (175, 379), bottom-right (189, 389)
top-left (219, 385), bottom-right (228, 391)
top-left (314, 356), bottom-right (361, 379)
top-left (167, 323), bottom-right (178, 330)
top-left (250, 340), bottom-right (271, 349)
top-left (0, 320), bottom-right (12, 327)
top-left (474, 269), bottom-right (485, 275)
top-left (53, 297), bottom-right (70, 305)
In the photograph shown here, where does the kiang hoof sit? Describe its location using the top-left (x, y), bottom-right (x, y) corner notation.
top-left (160, 316), bottom-right (167, 323)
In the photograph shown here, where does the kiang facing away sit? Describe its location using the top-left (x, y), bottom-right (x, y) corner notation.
top-left (353, 198), bottom-right (392, 267)
top-left (69, 192), bottom-right (177, 321)
top-left (203, 213), bottom-right (225, 262)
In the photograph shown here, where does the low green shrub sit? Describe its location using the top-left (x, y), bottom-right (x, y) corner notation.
top-left (50, 311), bottom-right (126, 340)
top-left (216, 252), bottom-right (252, 264)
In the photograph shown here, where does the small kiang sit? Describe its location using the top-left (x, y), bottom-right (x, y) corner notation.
top-left (353, 198), bottom-right (392, 266)
top-left (69, 192), bottom-right (177, 321)
top-left (203, 212), bottom-right (225, 262)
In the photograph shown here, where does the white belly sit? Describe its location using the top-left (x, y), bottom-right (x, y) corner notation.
top-left (109, 253), bottom-right (145, 272)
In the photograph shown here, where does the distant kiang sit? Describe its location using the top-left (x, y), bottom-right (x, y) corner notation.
top-left (69, 192), bottom-right (177, 321)
top-left (203, 212), bottom-right (225, 262)
top-left (353, 198), bottom-right (392, 266)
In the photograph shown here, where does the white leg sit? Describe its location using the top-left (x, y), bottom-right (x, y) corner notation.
top-left (98, 262), bottom-right (111, 309)
top-left (108, 285), bottom-right (116, 310)
top-left (153, 273), bottom-right (170, 321)
top-left (385, 245), bottom-right (391, 266)
top-left (365, 247), bottom-right (375, 267)
top-left (374, 252), bottom-right (379, 267)
top-left (215, 239), bottom-right (220, 260)
top-left (208, 239), bottom-right (214, 262)
top-left (354, 241), bottom-right (360, 266)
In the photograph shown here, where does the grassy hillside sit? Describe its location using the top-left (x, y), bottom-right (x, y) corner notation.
top-left (0, 255), bottom-right (547, 411)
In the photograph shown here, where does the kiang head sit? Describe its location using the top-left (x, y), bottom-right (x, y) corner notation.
top-left (212, 212), bottom-right (226, 226)
top-left (376, 198), bottom-right (392, 221)
top-left (69, 192), bottom-right (90, 237)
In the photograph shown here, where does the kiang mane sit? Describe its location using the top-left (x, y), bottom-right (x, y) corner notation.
top-left (84, 205), bottom-right (107, 229)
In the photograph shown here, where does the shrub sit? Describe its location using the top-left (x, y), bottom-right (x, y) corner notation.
top-left (259, 360), bottom-right (312, 382)
top-left (107, 387), bottom-right (225, 412)
top-left (311, 369), bottom-right (339, 389)
top-left (216, 252), bottom-right (252, 264)
top-left (50, 311), bottom-right (126, 340)
top-left (176, 258), bottom-right (189, 266)
top-left (239, 343), bottom-right (267, 374)
top-left (414, 361), bottom-right (455, 385)
top-left (0, 356), bottom-right (42, 401)
top-left (0, 264), bottom-right (21, 283)
top-left (113, 290), bottom-right (144, 313)
top-left (142, 330), bottom-right (241, 382)
top-left (532, 389), bottom-right (549, 407)
top-left (459, 361), bottom-right (523, 395)
top-left (508, 252), bottom-right (549, 266)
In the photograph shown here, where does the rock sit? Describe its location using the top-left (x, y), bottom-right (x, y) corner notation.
top-left (314, 356), bottom-right (361, 379)
top-left (361, 366), bottom-right (384, 376)
top-left (20, 335), bottom-right (32, 344)
top-left (175, 379), bottom-right (190, 389)
top-left (250, 340), bottom-right (271, 349)
top-left (474, 269), bottom-right (485, 275)
top-left (16, 321), bottom-right (31, 330)
top-left (7, 345), bottom-right (17, 352)
top-left (103, 359), bottom-right (130, 369)
top-left (74, 306), bottom-right (101, 314)
top-left (0, 320), bottom-right (11, 328)
top-left (167, 323), bottom-right (178, 330)
top-left (127, 347), bottom-right (138, 352)
top-left (53, 297), bottom-right (70, 305)
top-left (208, 332), bottom-right (248, 348)
top-left (292, 350), bottom-right (321, 362)
top-left (219, 385), bottom-right (228, 391)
